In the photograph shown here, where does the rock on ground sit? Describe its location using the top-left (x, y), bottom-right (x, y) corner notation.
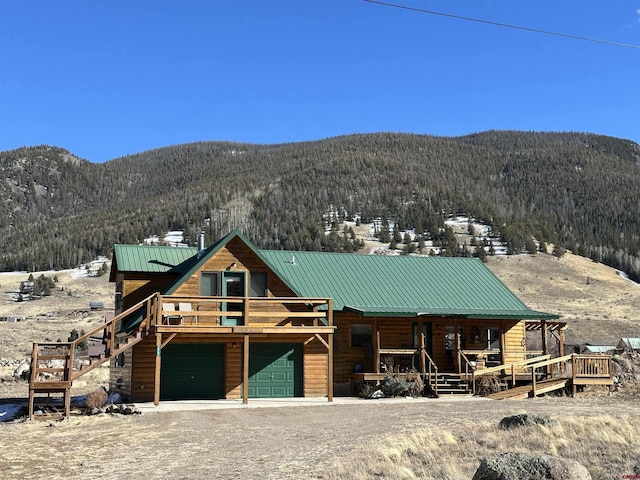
top-left (472, 452), bottom-right (591, 480)
top-left (498, 413), bottom-right (560, 430)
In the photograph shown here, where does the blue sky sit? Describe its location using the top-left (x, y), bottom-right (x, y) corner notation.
top-left (1, 1), bottom-right (639, 162)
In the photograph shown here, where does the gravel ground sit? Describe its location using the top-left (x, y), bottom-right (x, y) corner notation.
top-left (0, 394), bottom-right (635, 480)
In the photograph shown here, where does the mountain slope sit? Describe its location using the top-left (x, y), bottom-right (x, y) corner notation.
top-left (1, 131), bottom-right (640, 280)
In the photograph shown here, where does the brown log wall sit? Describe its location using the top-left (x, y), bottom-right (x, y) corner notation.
top-left (120, 273), bottom-right (179, 312)
top-left (172, 238), bottom-right (296, 298)
top-left (304, 337), bottom-right (330, 397)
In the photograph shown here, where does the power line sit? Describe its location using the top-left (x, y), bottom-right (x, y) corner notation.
top-left (363, 0), bottom-right (640, 50)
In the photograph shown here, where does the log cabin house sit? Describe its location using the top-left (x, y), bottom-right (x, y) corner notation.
top-left (105, 230), bottom-right (561, 402)
top-left (29, 230), bottom-right (613, 418)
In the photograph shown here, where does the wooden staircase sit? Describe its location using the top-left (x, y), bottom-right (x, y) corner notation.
top-left (434, 373), bottom-right (472, 395)
top-left (28, 294), bottom-right (159, 420)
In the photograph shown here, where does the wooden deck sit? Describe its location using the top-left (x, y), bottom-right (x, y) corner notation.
top-left (28, 293), bottom-right (335, 419)
top-left (475, 353), bottom-right (614, 400)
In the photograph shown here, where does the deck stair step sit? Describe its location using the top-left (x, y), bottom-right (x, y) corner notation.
top-left (434, 373), bottom-right (472, 394)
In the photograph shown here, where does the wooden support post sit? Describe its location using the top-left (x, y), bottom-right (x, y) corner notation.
top-left (531, 366), bottom-right (537, 397)
top-left (327, 299), bottom-right (333, 402)
top-left (454, 319), bottom-right (461, 375)
top-left (28, 343), bottom-right (38, 419)
top-left (511, 364), bottom-right (516, 387)
top-left (328, 333), bottom-right (334, 402)
top-left (420, 331), bottom-right (429, 393)
top-left (558, 329), bottom-right (565, 375)
top-left (243, 334), bottom-right (249, 404)
top-left (28, 388), bottom-right (34, 420)
top-left (420, 332), bottom-right (426, 375)
top-left (499, 325), bottom-right (507, 367)
top-left (572, 354), bottom-right (577, 397)
top-left (64, 388), bottom-right (71, 418)
top-left (243, 291), bottom-right (249, 326)
top-left (375, 321), bottom-right (380, 374)
top-left (154, 332), bottom-right (161, 406)
top-left (541, 320), bottom-right (550, 378)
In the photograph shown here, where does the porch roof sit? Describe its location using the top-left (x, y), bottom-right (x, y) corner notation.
top-left (260, 250), bottom-right (559, 320)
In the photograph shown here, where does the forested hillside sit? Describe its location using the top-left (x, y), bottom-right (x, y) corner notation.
top-left (2, 131), bottom-right (640, 280)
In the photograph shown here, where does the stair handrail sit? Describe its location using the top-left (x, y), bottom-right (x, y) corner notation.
top-left (420, 346), bottom-right (438, 396)
top-left (458, 349), bottom-right (476, 379)
top-left (471, 354), bottom-right (552, 394)
top-left (474, 354), bottom-right (552, 377)
top-left (530, 354), bottom-right (573, 395)
top-left (29, 293), bottom-right (160, 385)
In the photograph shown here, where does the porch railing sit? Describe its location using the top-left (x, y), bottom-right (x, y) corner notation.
top-left (470, 353), bottom-right (613, 395)
top-left (572, 354), bottom-right (612, 378)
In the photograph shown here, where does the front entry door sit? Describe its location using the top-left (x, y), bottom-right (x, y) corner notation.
top-left (222, 271), bottom-right (245, 326)
top-left (413, 322), bottom-right (433, 370)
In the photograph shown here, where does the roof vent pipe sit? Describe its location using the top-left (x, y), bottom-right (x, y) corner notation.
top-left (198, 231), bottom-right (205, 251)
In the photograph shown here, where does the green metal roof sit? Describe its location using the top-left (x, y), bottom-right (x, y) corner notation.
top-left (259, 250), bottom-right (558, 320)
top-left (112, 244), bottom-right (198, 274)
top-left (112, 232), bottom-right (558, 321)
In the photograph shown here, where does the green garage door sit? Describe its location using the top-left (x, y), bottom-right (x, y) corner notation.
top-left (160, 344), bottom-right (224, 400)
top-left (249, 343), bottom-right (302, 398)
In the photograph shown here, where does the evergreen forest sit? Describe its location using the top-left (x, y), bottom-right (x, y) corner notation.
top-left (1, 131), bottom-right (639, 281)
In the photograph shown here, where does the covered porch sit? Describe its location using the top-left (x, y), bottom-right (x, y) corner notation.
top-left (343, 311), bottom-right (562, 396)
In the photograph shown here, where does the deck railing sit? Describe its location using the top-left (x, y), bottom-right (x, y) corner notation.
top-left (470, 353), bottom-right (613, 395)
top-left (29, 292), bottom-right (335, 418)
top-left (572, 354), bottom-right (612, 378)
top-left (30, 293), bottom-right (332, 388)
top-left (30, 294), bottom-right (158, 385)
top-left (154, 295), bottom-right (333, 329)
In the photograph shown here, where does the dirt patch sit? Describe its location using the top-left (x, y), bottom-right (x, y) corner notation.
top-left (0, 395), bottom-right (635, 480)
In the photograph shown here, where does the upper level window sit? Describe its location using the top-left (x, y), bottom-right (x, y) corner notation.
top-left (200, 272), bottom-right (220, 296)
top-left (250, 272), bottom-right (268, 297)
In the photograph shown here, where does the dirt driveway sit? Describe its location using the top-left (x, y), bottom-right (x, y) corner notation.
top-left (0, 394), bottom-right (635, 480)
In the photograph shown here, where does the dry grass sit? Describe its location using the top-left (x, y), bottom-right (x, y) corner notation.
top-left (486, 252), bottom-right (640, 344)
top-left (1, 396), bottom-right (638, 480)
top-left (0, 268), bottom-right (113, 361)
top-left (326, 413), bottom-right (640, 480)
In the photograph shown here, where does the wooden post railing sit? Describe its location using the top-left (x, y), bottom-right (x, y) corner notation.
top-left (472, 354), bottom-right (552, 393)
top-left (422, 345), bottom-right (438, 396)
top-left (458, 349), bottom-right (475, 380)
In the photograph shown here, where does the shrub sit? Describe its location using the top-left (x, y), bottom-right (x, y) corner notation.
top-left (358, 382), bottom-right (377, 399)
top-left (382, 372), bottom-right (423, 398)
top-left (86, 388), bottom-right (108, 409)
top-left (475, 374), bottom-right (502, 396)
